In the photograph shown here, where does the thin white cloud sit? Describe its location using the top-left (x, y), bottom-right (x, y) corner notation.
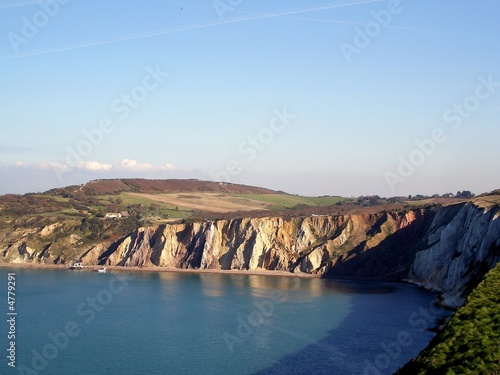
top-left (283, 15), bottom-right (486, 37)
top-left (10, 159), bottom-right (175, 173)
top-left (1, 0), bottom-right (384, 61)
top-left (0, 0), bottom-right (43, 10)
top-left (116, 159), bottom-right (175, 172)
top-left (14, 160), bottom-right (70, 172)
top-left (75, 161), bottom-right (112, 172)
top-left (117, 159), bottom-right (154, 171)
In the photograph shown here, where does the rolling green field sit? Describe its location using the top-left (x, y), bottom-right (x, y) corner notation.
top-left (230, 193), bottom-right (346, 210)
top-left (103, 192), bottom-right (347, 219)
top-left (102, 193), bottom-right (193, 220)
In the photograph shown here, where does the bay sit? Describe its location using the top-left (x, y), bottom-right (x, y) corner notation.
top-left (0, 268), bottom-right (448, 375)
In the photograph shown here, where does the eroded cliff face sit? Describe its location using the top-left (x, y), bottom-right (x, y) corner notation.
top-left (87, 211), bottom-right (434, 278)
top-left (0, 224), bottom-right (80, 264)
top-left (407, 203), bottom-right (500, 307)
top-left (1, 202), bottom-right (499, 307)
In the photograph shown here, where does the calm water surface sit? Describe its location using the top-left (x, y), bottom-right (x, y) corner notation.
top-left (0, 268), bottom-right (448, 375)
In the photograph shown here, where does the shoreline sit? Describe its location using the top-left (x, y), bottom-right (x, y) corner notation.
top-left (0, 262), bottom-right (412, 285)
top-left (0, 262), bottom-right (320, 279)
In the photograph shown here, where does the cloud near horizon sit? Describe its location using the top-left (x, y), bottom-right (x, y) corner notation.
top-left (116, 159), bottom-right (175, 172)
top-left (12, 159), bottom-right (176, 173)
top-left (0, 159), bottom-right (188, 195)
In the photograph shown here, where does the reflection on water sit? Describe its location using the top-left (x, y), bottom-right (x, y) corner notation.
top-left (322, 279), bottom-right (399, 295)
top-left (156, 270), bottom-right (398, 300)
top-left (0, 268), bottom-right (444, 375)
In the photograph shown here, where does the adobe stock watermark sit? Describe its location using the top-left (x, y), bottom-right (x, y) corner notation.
top-left (384, 74), bottom-right (499, 192)
top-left (52, 64), bottom-right (168, 182)
top-left (364, 299), bottom-right (446, 375)
top-left (7, 0), bottom-right (70, 54)
top-left (340, 0), bottom-right (409, 63)
top-left (210, 107), bottom-right (295, 182)
top-left (16, 272), bottom-right (133, 375)
top-left (222, 290), bottom-right (284, 353)
top-left (213, 0), bottom-right (243, 20)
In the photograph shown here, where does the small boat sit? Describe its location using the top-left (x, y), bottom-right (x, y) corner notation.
top-left (69, 262), bottom-right (83, 270)
top-left (96, 267), bottom-right (107, 273)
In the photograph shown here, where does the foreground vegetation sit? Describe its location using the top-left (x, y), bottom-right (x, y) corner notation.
top-left (397, 262), bottom-right (500, 374)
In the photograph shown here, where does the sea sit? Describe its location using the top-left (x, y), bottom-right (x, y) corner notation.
top-left (0, 267), bottom-right (449, 375)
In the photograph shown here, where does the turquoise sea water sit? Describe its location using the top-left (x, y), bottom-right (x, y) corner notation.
top-left (0, 268), bottom-right (448, 375)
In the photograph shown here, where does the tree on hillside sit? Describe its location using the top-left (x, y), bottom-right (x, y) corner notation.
top-left (456, 191), bottom-right (475, 199)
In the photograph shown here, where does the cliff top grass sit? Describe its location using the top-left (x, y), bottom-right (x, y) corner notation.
top-left (229, 193), bottom-right (345, 210)
top-left (397, 262), bottom-right (500, 375)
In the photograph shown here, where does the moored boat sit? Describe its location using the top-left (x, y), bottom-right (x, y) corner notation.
top-left (68, 262), bottom-right (83, 270)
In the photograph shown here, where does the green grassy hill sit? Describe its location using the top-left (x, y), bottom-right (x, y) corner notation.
top-left (397, 262), bottom-right (500, 374)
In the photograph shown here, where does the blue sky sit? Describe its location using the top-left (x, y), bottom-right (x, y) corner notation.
top-left (0, 0), bottom-right (499, 196)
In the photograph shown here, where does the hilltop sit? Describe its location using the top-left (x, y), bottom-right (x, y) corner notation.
top-left (54, 178), bottom-right (280, 195)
